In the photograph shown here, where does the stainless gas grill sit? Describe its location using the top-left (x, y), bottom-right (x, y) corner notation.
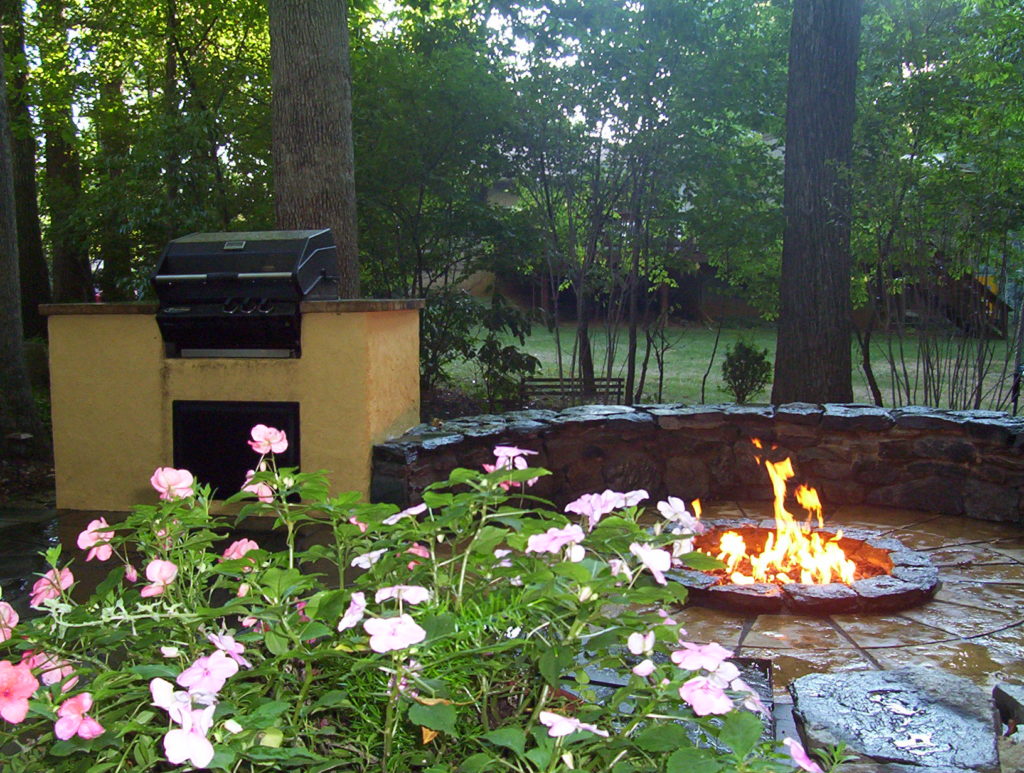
top-left (152, 229), bottom-right (339, 358)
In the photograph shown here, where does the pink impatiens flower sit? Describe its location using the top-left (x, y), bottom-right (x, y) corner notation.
top-left (628, 542), bottom-right (671, 585)
top-left (483, 446), bottom-right (539, 490)
top-left (351, 548), bottom-right (388, 569)
top-left (30, 566), bottom-right (73, 607)
top-left (383, 502), bottom-right (427, 526)
top-left (176, 650), bottom-right (239, 695)
top-left (337, 592), bottom-right (367, 632)
top-left (248, 424), bottom-right (288, 455)
top-left (627, 631), bottom-right (655, 656)
top-left (164, 704), bottom-right (216, 769)
top-left (220, 538), bottom-right (259, 570)
top-left (77, 517), bottom-right (114, 562)
top-left (207, 633), bottom-right (252, 669)
top-left (670, 641), bottom-right (734, 672)
top-left (0, 602), bottom-right (17, 643)
top-left (525, 524), bottom-right (586, 555)
top-left (140, 560), bottom-right (178, 598)
top-left (363, 614), bottom-right (427, 653)
top-left (657, 496), bottom-right (706, 534)
top-left (242, 470), bottom-right (274, 503)
top-left (538, 710), bottom-right (609, 738)
top-left (375, 585), bottom-right (430, 605)
top-left (150, 467), bottom-right (194, 500)
top-left (632, 659), bottom-right (656, 677)
top-left (54, 692), bottom-right (104, 740)
top-left (22, 651), bottom-right (77, 692)
top-left (679, 675), bottom-right (734, 716)
top-left (0, 660), bottom-right (39, 724)
top-left (783, 738), bottom-right (824, 773)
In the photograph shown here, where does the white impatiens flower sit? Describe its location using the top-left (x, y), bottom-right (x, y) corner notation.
top-left (628, 542), bottom-right (671, 585)
top-left (351, 548), bottom-right (388, 569)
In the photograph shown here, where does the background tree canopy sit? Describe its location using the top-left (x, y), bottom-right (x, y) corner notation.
top-left (3, 0), bottom-right (1023, 416)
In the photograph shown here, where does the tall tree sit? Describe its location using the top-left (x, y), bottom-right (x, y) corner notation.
top-left (772, 0), bottom-right (863, 404)
top-left (269, 0), bottom-right (358, 297)
top-left (36, 0), bottom-right (92, 301)
top-left (0, 39), bottom-right (48, 458)
top-left (1, 0), bottom-right (50, 337)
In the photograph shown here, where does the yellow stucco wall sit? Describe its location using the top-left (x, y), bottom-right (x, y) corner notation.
top-left (45, 302), bottom-right (420, 511)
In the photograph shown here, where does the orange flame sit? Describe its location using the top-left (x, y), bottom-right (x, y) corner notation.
top-left (711, 440), bottom-right (856, 585)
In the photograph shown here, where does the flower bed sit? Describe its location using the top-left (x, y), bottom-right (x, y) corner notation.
top-left (1, 426), bottom-right (834, 772)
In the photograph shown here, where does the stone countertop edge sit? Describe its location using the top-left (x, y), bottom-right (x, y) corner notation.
top-left (40, 299), bottom-right (425, 315)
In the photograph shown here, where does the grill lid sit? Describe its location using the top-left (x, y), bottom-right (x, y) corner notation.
top-left (153, 229), bottom-right (339, 304)
top-left (152, 229), bottom-right (340, 358)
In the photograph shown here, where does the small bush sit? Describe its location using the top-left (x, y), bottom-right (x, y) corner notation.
top-left (721, 340), bottom-right (772, 403)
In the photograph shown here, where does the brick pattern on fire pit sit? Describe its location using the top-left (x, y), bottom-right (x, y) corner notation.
top-left (373, 403), bottom-right (1024, 523)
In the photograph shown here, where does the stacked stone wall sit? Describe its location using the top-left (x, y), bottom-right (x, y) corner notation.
top-left (372, 404), bottom-right (1024, 523)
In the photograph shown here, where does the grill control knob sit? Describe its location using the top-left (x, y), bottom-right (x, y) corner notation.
top-left (257, 300), bottom-right (274, 314)
top-left (223, 298), bottom-right (240, 314)
top-left (240, 298), bottom-right (258, 314)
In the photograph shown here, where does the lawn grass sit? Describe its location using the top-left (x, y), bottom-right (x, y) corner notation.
top-left (450, 321), bottom-right (1020, 410)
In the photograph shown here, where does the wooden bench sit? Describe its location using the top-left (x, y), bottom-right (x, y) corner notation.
top-left (522, 376), bottom-right (625, 406)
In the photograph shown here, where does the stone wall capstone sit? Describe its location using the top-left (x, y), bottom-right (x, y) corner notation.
top-left (371, 404), bottom-right (1024, 524)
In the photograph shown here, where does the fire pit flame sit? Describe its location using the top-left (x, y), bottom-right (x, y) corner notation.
top-left (706, 440), bottom-right (858, 586)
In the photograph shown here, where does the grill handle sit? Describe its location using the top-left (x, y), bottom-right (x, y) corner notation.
top-left (154, 272), bottom-right (295, 283)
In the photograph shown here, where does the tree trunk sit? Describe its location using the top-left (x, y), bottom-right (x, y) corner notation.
top-left (1, 0), bottom-right (50, 338)
top-left (0, 40), bottom-right (49, 458)
top-left (269, 0), bottom-right (359, 297)
top-left (771, 0), bottom-right (862, 405)
top-left (37, 0), bottom-right (91, 302)
top-left (94, 78), bottom-right (134, 300)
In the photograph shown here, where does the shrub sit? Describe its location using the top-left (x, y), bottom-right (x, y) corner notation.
top-left (0, 427), bottom-right (825, 772)
top-left (722, 340), bottom-right (773, 403)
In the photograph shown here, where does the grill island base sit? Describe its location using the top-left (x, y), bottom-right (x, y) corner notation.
top-left (42, 299), bottom-right (422, 511)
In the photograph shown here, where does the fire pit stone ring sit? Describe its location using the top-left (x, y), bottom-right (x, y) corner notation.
top-left (668, 518), bottom-right (941, 616)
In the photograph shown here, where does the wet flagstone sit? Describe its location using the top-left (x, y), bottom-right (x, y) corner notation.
top-left (831, 613), bottom-right (954, 649)
top-left (679, 501), bottom-right (1024, 711)
top-left (741, 614), bottom-right (850, 650)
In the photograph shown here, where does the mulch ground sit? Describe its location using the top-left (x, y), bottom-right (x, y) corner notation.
top-left (0, 457), bottom-right (56, 508)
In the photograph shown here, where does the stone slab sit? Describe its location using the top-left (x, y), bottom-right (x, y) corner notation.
top-left (791, 667), bottom-right (1000, 772)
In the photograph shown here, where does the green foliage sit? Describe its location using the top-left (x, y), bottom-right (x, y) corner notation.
top-left (721, 340), bottom-right (773, 403)
top-left (419, 289), bottom-right (539, 407)
top-left (0, 434), bottom-right (806, 772)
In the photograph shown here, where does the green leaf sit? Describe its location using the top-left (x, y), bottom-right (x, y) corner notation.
top-left (665, 747), bottom-right (723, 773)
top-left (481, 727), bottom-right (526, 756)
top-left (299, 621), bottom-right (333, 640)
top-left (525, 747), bottom-right (552, 768)
top-left (304, 589), bottom-right (349, 622)
top-left (241, 700), bottom-right (291, 729)
top-left (680, 552), bottom-right (726, 571)
top-left (261, 567), bottom-right (306, 600)
top-left (718, 711), bottom-right (763, 758)
top-left (129, 664), bottom-right (179, 680)
top-left (552, 561), bottom-right (591, 583)
top-left (263, 628), bottom-right (292, 656)
top-left (420, 613), bottom-right (456, 641)
top-left (634, 723), bottom-right (691, 752)
top-left (408, 702), bottom-right (458, 736)
top-left (538, 646), bottom-right (571, 687)
top-left (313, 690), bottom-right (350, 709)
top-left (458, 753), bottom-right (494, 772)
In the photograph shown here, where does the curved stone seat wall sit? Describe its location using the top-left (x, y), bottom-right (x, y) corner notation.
top-left (372, 404), bottom-right (1024, 524)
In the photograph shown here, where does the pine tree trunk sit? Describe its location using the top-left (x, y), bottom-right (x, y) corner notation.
top-left (0, 40), bottom-right (49, 458)
top-left (1, 0), bottom-right (50, 338)
top-left (771, 0), bottom-right (862, 404)
top-left (269, 0), bottom-right (359, 297)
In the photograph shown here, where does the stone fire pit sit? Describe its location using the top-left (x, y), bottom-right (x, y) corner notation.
top-left (671, 519), bottom-right (941, 615)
